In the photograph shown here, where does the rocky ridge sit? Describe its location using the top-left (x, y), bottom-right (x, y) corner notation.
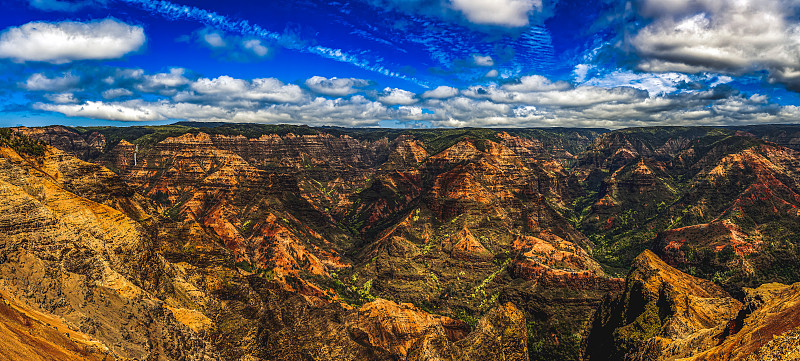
top-left (0, 135), bottom-right (532, 360)
top-left (9, 123), bottom-right (800, 360)
top-left (587, 250), bottom-right (800, 361)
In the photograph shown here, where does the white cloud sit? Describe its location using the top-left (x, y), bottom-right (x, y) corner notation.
top-left (36, 95), bottom-right (391, 127)
top-left (243, 39), bottom-right (268, 57)
top-left (501, 75), bottom-right (570, 92)
top-left (192, 28), bottom-right (270, 62)
top-left (573, 64), bottom-right (592, 82)
top-left (176, 76), bottom-right (307, 105)
top-left (378, 87), bottom-right (417, 105)
top-left (34, 100), bottom-right (164, 121)
top-left (450, 0), bottom-right (541, 27)
top-left (473, 54), bottom-right (494, 66)
top-left (202, 32), bottom-right (226, 47)
top-left (422, 86), bottom-right (458, 99)
top-left (631, 0), bottom-right (800, 89)
top-left (305, 76), bottom-right (369, 96)
top-left (533, 86), bottom-right (646, 107)
top-left (581, 70), bottom-right (693, 95)
top-left (102, 88), bottom-right (134, 99)
top-left (44, 93), bottom-right (78, 104)
top-left (429, 96), bottom-right (511, 120)
top-left (0, 18), bottom-right (145, 63)
top-left (27, 67), bottom-right (800, 129)
top-left (135, 68), bottom-right (190, 94)
top-left (22, 72), bottom-right (81, 91)
top-left (485, 69), bottom-right (499, 78)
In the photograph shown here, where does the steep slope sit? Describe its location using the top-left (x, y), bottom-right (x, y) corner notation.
top-left (87, 126), bottom-right (615, 360)
top-left (117, 131), bottom-right (380, 298)
top-left (0, 288), bottom-right (111, 361)
top-left (0, 131), bottom-right (533, 361)
top-left (588, 250), bottom-right (800, 361)
top-left (347, 136), bottom-right (621, 360)
top-left (14, 123), bottom-right (800, 360)
top-left (0, 144), bottom-right (216, 360)
top-left (688, 282), bottom-right (800, 360)
top-left (587, 250), bottom-right (741, 360)
top-left (574, 128), bottom-right (800, 287)
top-left (11, 125), bottom-right (106, 160)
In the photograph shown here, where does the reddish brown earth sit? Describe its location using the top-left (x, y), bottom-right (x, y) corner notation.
top-left (8, 124), bottom-right (800, 360)
top-left (588, 250), bottom-right (800, 361)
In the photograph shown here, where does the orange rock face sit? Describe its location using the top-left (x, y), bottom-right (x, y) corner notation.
top-left (688, 282), bottom-right (800, 361)
top-left (14, 124), bottom-right (800, 361)
top-left (348, 299), bottom-right (470, 357)
top-left (0, 289), bottom-right (110, 361)
top-left (445, 227), bottom-right (493, 262)
top-left (589, 250), bottom-right (800, 361)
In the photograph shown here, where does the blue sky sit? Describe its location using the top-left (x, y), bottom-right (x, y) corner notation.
top-left (2, 0), bottom-right (800, 128)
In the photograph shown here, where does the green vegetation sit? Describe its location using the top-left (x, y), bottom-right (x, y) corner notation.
top-left (527, 322), bottom-right (583, 361)
top-left (357, 279), bottom-right (376, 302)
top-left (0, 129), bottom-right (46, 157)
top-left (472, 259), bottom-right (509, 298)
top-left (234, 261), bottom-right (254, 273)
top-left (454, 307), bottom-right (480, 330)
top-left (15, 121), bottom-right (800, 360)
top-left (611, 301), bottom-right (664, 357)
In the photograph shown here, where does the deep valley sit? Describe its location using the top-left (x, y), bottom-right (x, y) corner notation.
top-left (2, 123), bottom-right (800, 360)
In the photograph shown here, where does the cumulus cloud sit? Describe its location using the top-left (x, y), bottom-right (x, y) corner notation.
top-left (202, 32), bottom-right (226, 47)
top-left (428, 96), bottom-right (512, 122)
top-left (22, 73), bottom-right (81, 91)
top-left (36, 95), bottom-right (392, 127)
top-left (465, 81), bottom-right (646, 107)
top-left (93, 67), bottom-right (191, 97)
top-left (305, 76), bottom-right (370, 96)
top-left (378, 87), bottom-right (417, 105)
top-left (34, 100), bottom-right (164, 121)
top-left (44, 93), bottom-right (79, 104)
top-left (135, 68), bottom-right (190, 94)
top-left (581, 71), bottom-right (693, 95)
top-left (630, 0), bottom-right (800, 90)
top-left (27, 67), bottom-right (800, 129)
top-left (450, 0), bottom-right (541, 27)
top-left (102, 88), bottom-right (135, 99)
top-left (532, 86), bottom-right (646, 107)
top-left (501, 75), bottom-right (570, 92)
top-left (175, 76), bottom-right (306, 105)
top-left (485, 69), bottom-right (499, 78)
top-left (0, 19), bottom-right (145, 63)
top-left (573, 64), bottom-right (592, 83)
top-left (422, 86), bottom-right (459, 99)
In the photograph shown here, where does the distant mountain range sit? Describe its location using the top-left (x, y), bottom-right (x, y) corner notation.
top-left (2, 123), bottom-right (799, 360)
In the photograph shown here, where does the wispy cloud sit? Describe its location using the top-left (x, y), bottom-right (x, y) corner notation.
top-left (118, 0), bottom-right (424, 85)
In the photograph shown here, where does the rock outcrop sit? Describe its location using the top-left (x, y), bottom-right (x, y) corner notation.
top-left (0, 288), bottom-right (111, 361)
top-left (589, 250), bottom-right (800, 361)
top-left (0, 145), bottom-right (217, 360)
top-left (7, 124), bottom-right (800, 360)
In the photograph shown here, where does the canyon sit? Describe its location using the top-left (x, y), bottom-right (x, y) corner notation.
top-left (1, 123), bottom-right (799, 360)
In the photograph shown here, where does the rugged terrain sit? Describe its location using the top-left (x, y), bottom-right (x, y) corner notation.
top-left (3, 123), bottom-right (800, 360)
